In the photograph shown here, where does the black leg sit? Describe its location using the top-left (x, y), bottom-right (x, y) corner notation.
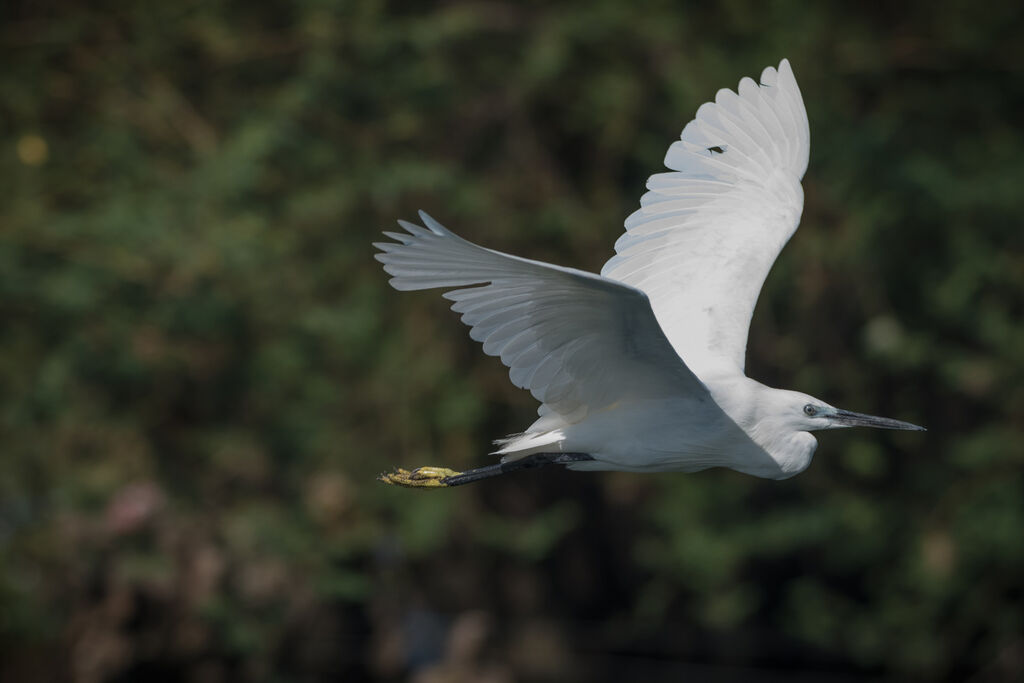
top-left (442, 452), bottom-right (594, 486)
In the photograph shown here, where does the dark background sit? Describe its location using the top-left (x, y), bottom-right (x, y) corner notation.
top-left (2, 1), bottom-right (1022, 681)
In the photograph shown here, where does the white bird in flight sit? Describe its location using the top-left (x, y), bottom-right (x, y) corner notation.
top-left (375, 59), bottom-right (924, 489)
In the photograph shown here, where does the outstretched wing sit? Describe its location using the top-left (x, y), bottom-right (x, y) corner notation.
top-left (602, 59), bottom-right (810, 374)
top-left (374, 211), bottom-right (708, 420)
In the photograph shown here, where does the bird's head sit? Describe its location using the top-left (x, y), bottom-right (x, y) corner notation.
top-left (770, 389), bottom-right (926, 433)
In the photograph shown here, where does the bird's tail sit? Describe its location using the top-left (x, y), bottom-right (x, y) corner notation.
top-left (491, 428), bottom-right (566, 462)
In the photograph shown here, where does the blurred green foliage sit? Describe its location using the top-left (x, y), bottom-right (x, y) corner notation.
top-left (2, 0), bottom-right (1023, 681)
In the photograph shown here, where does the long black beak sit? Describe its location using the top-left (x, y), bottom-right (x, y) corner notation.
top-left (832, 409), bottom-right (926, 431)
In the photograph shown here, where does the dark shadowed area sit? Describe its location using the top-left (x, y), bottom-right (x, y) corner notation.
top-left (2, 1), bottom-right (1023, 681)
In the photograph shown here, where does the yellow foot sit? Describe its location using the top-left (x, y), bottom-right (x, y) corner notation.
top-left (378, 466), bottom-right (462, 489)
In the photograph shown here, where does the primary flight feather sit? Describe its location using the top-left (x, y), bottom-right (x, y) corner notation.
top-left (374, 59), bottom-right (923, 489)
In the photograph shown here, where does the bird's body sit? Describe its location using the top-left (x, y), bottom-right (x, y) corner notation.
top-left (375, 59), bottom-right (923, 488)
top-left (490, 372), bottom-right (820, 479)
top-left (542, 377), bottom-right (819, 479)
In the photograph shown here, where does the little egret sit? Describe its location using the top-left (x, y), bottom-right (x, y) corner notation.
top-left (375, 59), bottom-right (924, 489)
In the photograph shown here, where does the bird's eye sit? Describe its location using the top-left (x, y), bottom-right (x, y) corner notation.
top-left (803, 404), bottom-right (818, 416)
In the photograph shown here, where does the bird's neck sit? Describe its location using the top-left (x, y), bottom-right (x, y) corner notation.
top-left (703, 375), bottom-right (817, 479)
top-left (746, 422), bottom-right (817, 478)
top-left (702, 373), bottom-right (763, 425)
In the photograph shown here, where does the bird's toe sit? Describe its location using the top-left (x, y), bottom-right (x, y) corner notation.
top-left (378, 466), bottom-right (461, 489)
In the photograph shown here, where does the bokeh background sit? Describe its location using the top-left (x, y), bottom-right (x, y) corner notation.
top-left (3, 1), bottom-right (1023, 681)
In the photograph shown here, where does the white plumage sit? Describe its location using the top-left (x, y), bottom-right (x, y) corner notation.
top-left (605, 60), bottom-right (808, 375)
top-left (375, 59), bottom-right (923, 483)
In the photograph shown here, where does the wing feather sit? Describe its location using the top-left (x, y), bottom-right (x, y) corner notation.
top-left (601, 59), bottom-right (808, 375)
top-left (375, 212), bottom-right (707, 420)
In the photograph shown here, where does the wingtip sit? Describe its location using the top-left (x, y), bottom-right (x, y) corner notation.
top-left (416, 209), bottom-right (434, 229)
top-left (778, 57), bottom-right (795, 79)
top-left (417, 210), bottom-right (447, 236)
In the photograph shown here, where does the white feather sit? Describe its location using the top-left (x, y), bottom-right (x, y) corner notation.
top-left (374, 210), bottom-right (708, 423)
top-left (601, 58), bottom-right (810, 374)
